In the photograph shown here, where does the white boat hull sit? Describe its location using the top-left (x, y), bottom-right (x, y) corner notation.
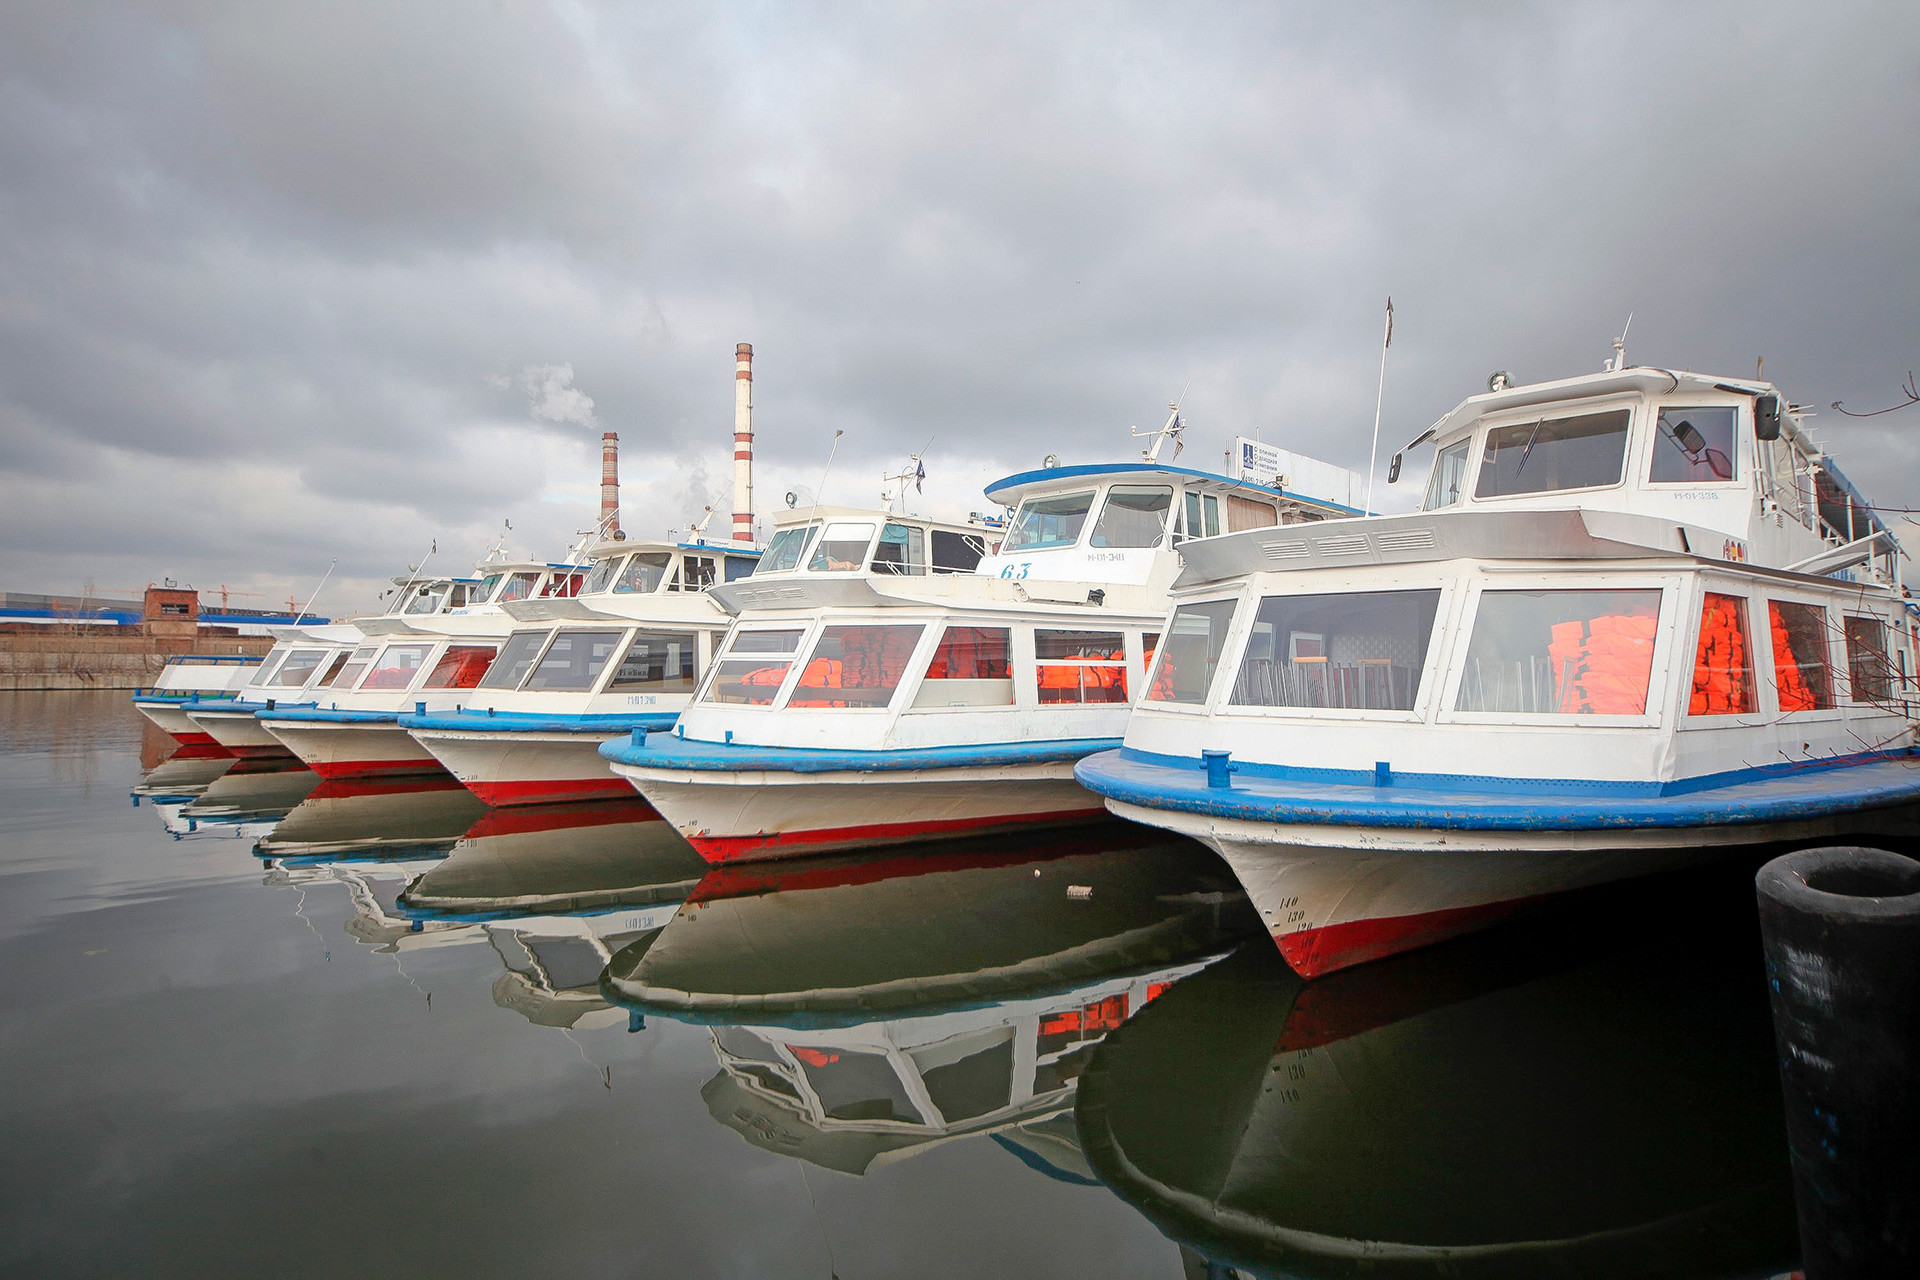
top-left (184, 706), bottom-right (291, 758)
top-left (261, 719), bottom-right (443, 779)
top-left (409, 728), bottom-right (631, 806)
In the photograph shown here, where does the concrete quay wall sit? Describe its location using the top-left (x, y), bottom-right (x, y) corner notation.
top-left (0, 626), bottom-right (272, 690)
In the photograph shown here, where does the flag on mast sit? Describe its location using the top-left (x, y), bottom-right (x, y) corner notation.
top-left (1384, 296), bottom-right (1393, 349)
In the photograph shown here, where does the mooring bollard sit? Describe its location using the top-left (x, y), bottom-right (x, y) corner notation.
top-left (1755, 845), bottom-right (1920, 1280)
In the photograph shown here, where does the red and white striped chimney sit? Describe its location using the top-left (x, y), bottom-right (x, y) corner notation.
top-left (600, 431), bottom-right (620, 535)
top-left (732, 343), bottom-right (754, 543)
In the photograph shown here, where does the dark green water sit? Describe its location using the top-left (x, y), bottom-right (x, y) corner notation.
top-left (0, 693), bottom-right (1799, 1278)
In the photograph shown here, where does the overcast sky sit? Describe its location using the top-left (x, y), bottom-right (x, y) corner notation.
top-left (3, 1), bottom-right (1916, 617)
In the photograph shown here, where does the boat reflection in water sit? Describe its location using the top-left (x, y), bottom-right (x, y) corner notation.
top-left (1074, 861), bottom-right (1798, 1279)
top-left (160, 759), bottom-right (319, 841)
top-left (603, 822), bottom-right (1261, 1177)
top-left (254, 775), bottom-right (489, 860)
top-left (397, 799), bottom-right (706, 1029)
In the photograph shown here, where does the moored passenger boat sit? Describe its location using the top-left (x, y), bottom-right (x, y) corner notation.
top-left (600, 449), bottom-right (1360, 862)
top-left (1076, 365), bottom-right (1920, 975)
top-left (182, 624), bottom-right (366, 758)
top-left (131, 653), bottom-right (266, 748)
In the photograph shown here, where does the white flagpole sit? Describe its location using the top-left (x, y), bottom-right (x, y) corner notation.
top-left (1364, 297), bottom-right (1393, 515)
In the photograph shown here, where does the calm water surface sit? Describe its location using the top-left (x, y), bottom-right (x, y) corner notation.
top-left (2, 693), bottom-right (1800, 1278)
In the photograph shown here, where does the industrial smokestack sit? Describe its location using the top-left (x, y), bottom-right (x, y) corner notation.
top-left (600, 432), bottom-right (620, 536)
top-left (733, 343), bottom-right (754, 543)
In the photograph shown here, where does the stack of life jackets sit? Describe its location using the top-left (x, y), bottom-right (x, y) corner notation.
top-left (1038, 650), bottom-right (1129, 703)
top-left (1688, 594), bottom-right (1752, 715)
top-left (1547, 612), bottom-right (1658, 715)
top-left (1768, 604), bottom-right (1819, 711)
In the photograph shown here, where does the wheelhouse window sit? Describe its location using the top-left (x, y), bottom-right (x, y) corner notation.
top-left (1844, 616), bottom-right (1894, 704)
top-left (616, 553), bottom-right (671, 594)
top-left (1090, 486), bottom-right (1172, 549)
top-left (725, 556), bottom-right (757, 582)
top-left (494, 572), bottom-right (540, 603)
top-left (1036, 630), bottom-right (1128, 704)
top-left (1767, 601), bottom-right (1834, 711)
top-left (912, 626), bottom-right (1013, 708)
top-left (269, 648), bottom-right (330, 687)
top-left (789, 1046), bottom-right (925, 1125)
top-left (759, 524), bottom-right (818, 573)
top-left (523, 630), bottom-right (624, 692)
top-left (1423, 439), bottom-right (1471, 510)
top-left (607, 630), bottom-right (698, 692)
top-left (327, 645), bottom-right (378, 689)
top-left (477, 631), bottom-right (552, 690)
top-left (1227, 495), bottom-right (1280, 532)
top-left (789, 624), bottom-right (927, 708)
top-left (313, 652), bottom-right (351, 687)
top-left (932, 530), bottom-right (987, 574)
top-left (807, 523), bottom-right (876, 572)
top-left (673, 556), bottom-right (717, 592)
top-left (1650, 406), bottom-right (1736, 484)
top-left (1457, 588), bottom-right (1662, 715)
top-left (872, 523), bottom-right (926, 575)
top-left (1231, 591), bottom-right (1440, 711)
top-left (1687, 593), bottom-right (1754, 715)
top-left (1145, 602), bottom-right (1237, 705)
top-left (1004, 493), bottom-right (1093, 552)
top-left (581, 556), bottom-right (624, 595)
top-left (1475, 409), bottom-right (1631, 498)
top-left (422, 645), bottom-right (497, 690)
top-left (402, 584), bottom-right (449, 615)
top-left (541, 571), bottom-right (584, 599)
top-left (363, 644), bottom-right (432, 690)
top-left (1181, 492), bottom-right (1222, 541)
top-left (253, 648), bottom-right (292, 685)
top-left (703, 629), bottom-right (805, 705)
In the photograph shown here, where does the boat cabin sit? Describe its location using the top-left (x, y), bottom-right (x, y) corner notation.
top-left (749, 507), bottom-right (992, 579)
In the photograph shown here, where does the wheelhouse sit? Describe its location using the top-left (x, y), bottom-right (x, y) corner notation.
top-left (750, 507), bottom-right (991, 579)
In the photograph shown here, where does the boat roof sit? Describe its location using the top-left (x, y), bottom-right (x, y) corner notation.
top-left (984, 462), bottom-right (1365, 517)
top-left (578, 537), bottom-right (761, 561)
top-left (767, 504), bottom-right (990, 535)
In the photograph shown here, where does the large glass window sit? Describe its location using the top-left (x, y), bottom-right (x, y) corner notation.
top-left (422, 645), bottom-right (496, 690)
top-left (402, 584), bottom-right (449, 615)
top-left (494, 572), bottom-right (540, 603)
top-left (1004, 493), bottom-right (1093, 552)
top-left (607, 630), bottom-right (699, 692)
top-left (477, 631), bottom-right (553, 690)
top-left (789, 624), bottom-right (927, 708)
top-left (1687, 593), bottom-right (1754, 715)
top-left (541, 571), bottom-right (583, 598)
top-left (1458, 589), bottom-right (1662, 715)
top-left (1844, 616), bottom-right (1894, 704)
top-left (327, 645), bottom-right (378, 689)
top-left (615, 553), bottom-right (671, 594)
top-left (1090, 486), bottom-right (1173, 549)
top-left (581, 556), bottom-right (624, 595)
top-left (932, 530), bottom-right (986, 574)
top-left (912, 626), bottom-right (1013, 708)
top-left (253, 647), bottom-right (292, 686)
top-left (1036, 630), bottom-right (1128, 704)
top-left (313, 652), bottom-right (351, 688)
top-left (1146, 602), bottom-right (1237, 704)
top-left (1181, 492), bottom-right (1222, 540)
top-left (1232, 591), bottom-right (1440, 711)
top-left (807, 523), bottom-right (877, 572)
top-left (523, 630), bottom-right (624, 692)
top-left (872, 523), bottom-right (926, 575)
top-left (759, 524), bottom-right (818, 573)
top-left (703, 629), bottom-right (804, 705)
top-left (1768, 601), bottom-right (1834, 711)
top-left (1650, 406), bottom-right (1737, 483)
top-left (788, 1045), bottom-right (924, 1125)
top-left (1475, 410), bottom-right (1631, 498)
top-left (725, 556), bottom-right (757, 582)
top-left (1423, 439), bottom-right (1471, 510)
top-left (673, 556), bottom-right (717, 592)
top-left (269, 648), bottom-right (331, 688)
top-left (362, 643), bottom-right (432, 690)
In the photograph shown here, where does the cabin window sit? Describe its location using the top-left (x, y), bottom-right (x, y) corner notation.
top-left (725, 556), bottom-right (757, 582)
top-left (1767, 601), bottom-right (1834, 711)
top-left (1457, 588), bottom-right (1661, 715)
top-left (932, 529), bottom-right (987, 574)
top-left (1181, 492), bottom-right (1222, 540)
top-left (1036, 630), bottom-right (1128, 704)
top-left (313, 652), bottom-right (352, 687)
top-left (422, 645), bottom-right (497, 690)
top-left (1650, 406), bottom-right (1737, 483)
top-left (789, 1046), bottom-right (924, 1125)
top-left (1843, 616), bottom-right (1893, 705)
top-left (1687, 593), bottom-right (1754, 715)
top-left (1091, 486), bottom-right (1173, 549)
top-left (327, 645), bottom-right (379, 689)
top-left (1232, 591), bottom-right (1440, 711)
top-left (673, 556), bottom-right (718, 592)
top-left (402, 585), bottom-right (448, 615)
top-left (581, 556), bottom-right (624, 594)
top-left (910, 1031), bottom-right (1014, 1123)
top-left (478, 631), bottom-right (554, 690)
top-left (703, 629), bottom-right (805, 705)
top-left (1423, 439), bottom-right (1471, 510)
top-left (1475, 409), bottom-right (1630, 498)
top-left (1146, 602), bottom-right (1237, 704)
top-left (912, 626), bottom-right (1014, 708)
top-left (270, 648), bottom-right (331, 687)
top-left (615, 553), bottom-right (671, 594)
top-left (872, 523), bottom-right (927, 574)
top-left (788, 624), bottom-right (927, 708)
top-left (541, 572), bottom-right (584, 599)
top-left (607, 630), bottom-right (699, 692)
top-left (254, 649), bottom-right (292, 685)
top-left (807, 522), bottom-right (877, 571)
top-left (522, 630), bottom-right (624, 692)
top-left (362, 644), bottom-right (432, 690)
top-left (1004, 493), bottom-right (1094, 552)
top-left (760, 524), bottom-right (818, 573)
top-left (1227, 495), bottom-right (1279, 532)
top-left (495, 572), bottom-right (540, 603)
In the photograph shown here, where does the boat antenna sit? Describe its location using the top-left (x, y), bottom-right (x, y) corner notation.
top-left (805, 430), bottom-right (846, 531)
top-left (1132, 403), bottom-right (1186, 464)
top-left (686, 505), bottom-right (716, 542)
top-left (1605, 312), bottom-right (1633, 372)
top-left (1365, 296), bottom-right (1393, 515)
top-left (391, 539), bottom-right (436, 614)
top-left (882, 437), bottom-right (934, 512)
top-left (291, 558), bottom-right (336, 626)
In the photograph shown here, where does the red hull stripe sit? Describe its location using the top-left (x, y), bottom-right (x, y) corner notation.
top-left (306, 774), bottom-right (466, 801)
top-left (168, 730), bottom-right (222, 748)
top-left (464, 776), bottom-right (637, 807)
top-left (229, 744), bottom-right (296, 760)
top-left (168, 741), bottom-right (233, 760)
top-left (461, 796), bottom-right (661, 840)
top-left (688, 807), bottom-right (1109, 865)
top-left (1276, 897), bottom-right (1537, 978)
top-left (306, 758), bottom-right (449, 781)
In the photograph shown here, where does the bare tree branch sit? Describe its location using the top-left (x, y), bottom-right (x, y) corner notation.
top-left (1832, 371), bottom-right (1920, 418)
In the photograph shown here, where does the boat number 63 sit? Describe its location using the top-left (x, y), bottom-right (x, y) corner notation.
top-left (998, 563), bottom-right (1032, 580)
